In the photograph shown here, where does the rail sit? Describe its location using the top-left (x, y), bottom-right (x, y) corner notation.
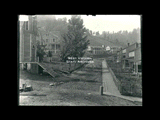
top-left (106, 58), bottom-right (142, 97)
top-left (106, 61), bottom-right (122, 93)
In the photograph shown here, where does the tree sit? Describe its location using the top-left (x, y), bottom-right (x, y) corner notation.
top-left (60, 15), bottom-right (90, 72)
top-left (102, 31), bottom-right (107, 39)
top-left (90, 30), bottom-right (92, 35)
top-left (93, 31), bottom-right (95, 36)
top-left (96, 31), bottom-right (100, 36)
top-left (48, 50), bottom-right (52, 62)
top-left (60, 15), bottom-right (89, 61)
top-left (37, 16), bottom-right (68, 35)
top-left (36, 41), bottom-right (46, 62)
top-left (86, 29), bottom-right (91, 36)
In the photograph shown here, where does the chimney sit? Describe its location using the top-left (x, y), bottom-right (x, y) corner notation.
top-left (128, 43), bottom-right (130, 46)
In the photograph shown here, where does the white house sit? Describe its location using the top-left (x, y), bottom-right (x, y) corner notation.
top-left (106, 46), bottom-right (111, 51)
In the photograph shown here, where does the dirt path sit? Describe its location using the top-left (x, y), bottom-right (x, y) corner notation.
top-left (19, 82), bottom-right (142, 106)
top-left (19, 60), bottom-right (142, 106)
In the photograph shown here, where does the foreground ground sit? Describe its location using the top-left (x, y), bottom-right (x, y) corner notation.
top-left (19, 60), bottom-right (142, 106)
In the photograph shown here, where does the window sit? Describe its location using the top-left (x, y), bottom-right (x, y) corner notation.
top-left (53, 38), bottom-right (55, 42)
top-left (56, 44), bottom-right (60, 50)
top-left (52, 51), bottom-right (55, 54)
top-left (122, 54), bottom-right (126, 58)
top-left (52, 44), bottom-right (55, 49)
top-left (122, 49), bottom-right (126, 53)
top-left (24, 21), bottom-right (29, 30)
top-left (125, 60), bottom-right (129, 67)
top-left (129, 51), bottom-right (135, 57)
top-left (138, 65), bottom-right (142, 72)
top-left (136, 43), bottom-right (138, 48)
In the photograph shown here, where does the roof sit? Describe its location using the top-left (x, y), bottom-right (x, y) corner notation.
top-left (37, 30), bottom-right (62, 41)
top-left (40, 30), bottom-right (61, 37)
top-left (121, 42), bottom-right (138, 50)
top-left (110, 46), bottom-right (121, 48)
top-left (90, 46), bottom-right (104, 48)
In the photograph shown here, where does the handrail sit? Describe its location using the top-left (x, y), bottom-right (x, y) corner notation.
top-left (106, 61), bottom-right (122, 93)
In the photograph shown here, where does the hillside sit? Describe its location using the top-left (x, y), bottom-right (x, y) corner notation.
top-left (87, 35), bottom-right (125, 47)
top-left (99, 28), bottom-right (141, 46)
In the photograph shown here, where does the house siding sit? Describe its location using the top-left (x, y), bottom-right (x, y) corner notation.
top-left (20, 15), bottom-right (37, 62)
top-left (23, 33), bottom-right (30, 62)
top-left (19, 24), bottom-right (24, 62)
top-left (135, 47), bottom-right (141, 62)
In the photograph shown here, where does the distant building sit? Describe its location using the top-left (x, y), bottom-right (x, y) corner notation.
top-left (36, 30), bottom-right (62, 62)
top-left (110, 46), bottom-right (121, 54)
top-left (86, 45), bottom-right (106, 55)
top-left (36, 31), bottom-right (62, 56)
top-left (106, 46), bottom-right (111, 51)
top-left (87, 46), bottom-right (92, 51)
top-left (116, 42), bottom-right (141, 73)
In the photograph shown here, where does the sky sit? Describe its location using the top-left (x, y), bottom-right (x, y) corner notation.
top-left (55, 15), bottom-right (141, 34)
top-left (19, 15), bottom-right (28, 21)
top-left (19, 15), bottom-right (141, 34)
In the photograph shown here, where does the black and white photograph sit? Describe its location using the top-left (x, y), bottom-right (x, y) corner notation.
top-left (18, 15), bottom-right (142, 106)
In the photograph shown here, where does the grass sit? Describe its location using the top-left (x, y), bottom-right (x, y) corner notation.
top-left (19, 59), bottom-right (142, 106)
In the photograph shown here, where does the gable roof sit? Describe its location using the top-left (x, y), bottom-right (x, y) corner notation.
top-left (41, 31), bottom-right (61, 37)
top-left (37, 30), bottom-right (62, 41)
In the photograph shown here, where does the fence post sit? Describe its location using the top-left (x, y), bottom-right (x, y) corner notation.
top-left (119, 80), bottom-right (122, 93)
top-left (130, 83), bottom-right (133, 96)
top-left (100, 86), bottom-right (103, 95)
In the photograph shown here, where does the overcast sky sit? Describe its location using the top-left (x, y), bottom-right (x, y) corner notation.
top-left (55, 15), bottom-right (141, 34)
top-left (19, 15), bottom-right (141, 34)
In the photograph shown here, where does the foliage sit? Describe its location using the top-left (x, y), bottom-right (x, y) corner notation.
top-left (96, 31), bottom-right (100, 36)
top-left (37, 15), bottom-right (68, 35)
top-left (48, 51), bottom-right (52, 57)
top-left (36, 41), bottom-right (46, 62)
top-left (101, 28), bottom-right (140, 46)
top-left (60, 15), bottom-right (90, 62)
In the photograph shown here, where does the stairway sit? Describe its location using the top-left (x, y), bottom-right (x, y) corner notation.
top-left (36, 62), bottom-right (70, 78)
top-left (37, 62), bottom-right (59, 78)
